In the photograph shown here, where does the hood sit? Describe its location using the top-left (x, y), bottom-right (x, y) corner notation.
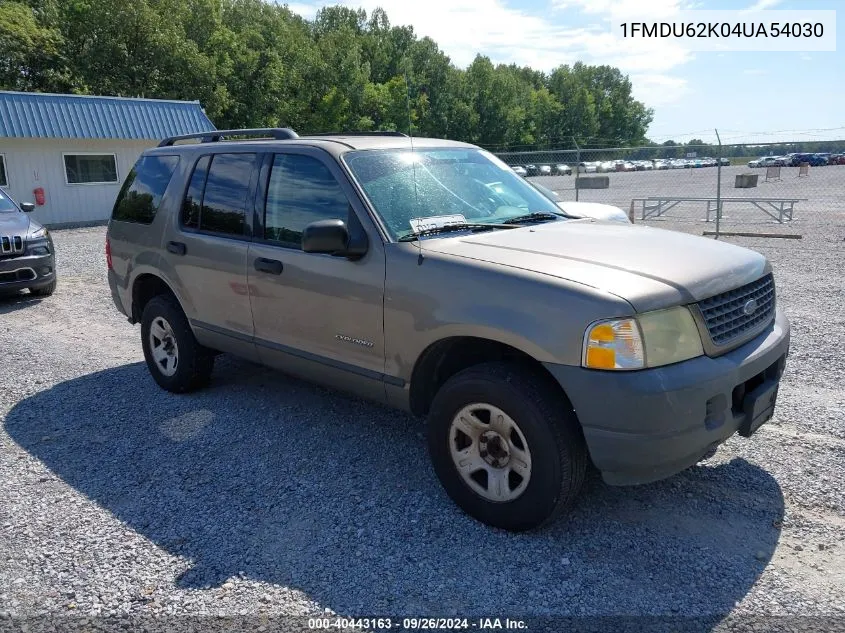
top-left (423, 221), bottom-right (769, 313)
top-left (0, 212), bottom-right (32, 235)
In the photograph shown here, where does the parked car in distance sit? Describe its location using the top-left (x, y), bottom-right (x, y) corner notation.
top-left (525, 163), bottom-right (539, 176)
top-left (0, 188), bottom-right (57, 297)
top-left (108, 129), bottom-right (791, 533)
top-left (538, 164), bottom-right (552, 176)
top-left (748, 156), bottom-right (779, 168)
top-left (801, 153), bottom-right (828, 166)
top-left (578, 161), bottom-right (597, 173)
top-left (511, 165), bottom-right (528, 177)
top-left (528, 181), bottom-right (631, 224)
top-left (554, 164), bottom-right (572, 175)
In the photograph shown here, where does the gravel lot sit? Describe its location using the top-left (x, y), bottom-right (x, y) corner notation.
top-left (533, 163), bottom-right (845, 241)
top-left (1, 188), bottom-right (844, 629)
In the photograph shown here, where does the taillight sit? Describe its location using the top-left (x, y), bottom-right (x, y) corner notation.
top-left (105, 236), bottom-right (113, 270)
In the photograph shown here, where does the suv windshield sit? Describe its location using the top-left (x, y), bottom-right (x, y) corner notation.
top-left (0, 189), bottom-right (17, 213)
top-left (344, 148), bottom-right (565, 240)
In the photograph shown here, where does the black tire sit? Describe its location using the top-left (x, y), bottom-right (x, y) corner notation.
top-left (29, 278), bottom-right (57, 297)
top-left (140, 294), bottom-right (214, 393)
top-left (427, 362), bottom-right (587, 532)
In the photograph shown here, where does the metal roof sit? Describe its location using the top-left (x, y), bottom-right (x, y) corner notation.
top-left (0, 91), bottom-right (216, 141)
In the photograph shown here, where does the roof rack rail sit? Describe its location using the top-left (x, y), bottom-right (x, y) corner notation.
top-left (306, 131), bottom-right (408, 138)
top-left (157, 127), bottom-right (299, 147)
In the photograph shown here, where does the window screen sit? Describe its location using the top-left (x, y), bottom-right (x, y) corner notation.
top-left (64, 154), bottom-right (118, 184)
top-left (111, 155), bottom-right (179, 224)
top-left (264, 154), bottom-right (350, 246)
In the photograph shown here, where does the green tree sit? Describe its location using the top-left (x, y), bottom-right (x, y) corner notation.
top-left (0, 1), bottom-right (71, 91)
top-left (660, 140), bottom-right (679, 158)
top-left (0, 2), bottom-right (659, 151)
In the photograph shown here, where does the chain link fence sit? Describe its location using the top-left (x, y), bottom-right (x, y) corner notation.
top-left (494, 142), bottom-right (845, 253)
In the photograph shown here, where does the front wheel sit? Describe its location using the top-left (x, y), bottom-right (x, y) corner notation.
top-left (427, 362), bottom-right (587, 531)
top-left (29, 278), bottom-right (57, 296)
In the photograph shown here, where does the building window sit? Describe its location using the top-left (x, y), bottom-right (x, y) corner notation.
top-left (0, 155), bottom-right (7, 188)
top-left (63, 154), bottom-right (118, 184)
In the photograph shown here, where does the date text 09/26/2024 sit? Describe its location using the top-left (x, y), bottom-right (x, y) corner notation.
top-left (308, 618), bottom-right (528, 630)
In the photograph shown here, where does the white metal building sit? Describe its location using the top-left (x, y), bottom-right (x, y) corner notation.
top-left (0, 91), bottom-right (215, 227)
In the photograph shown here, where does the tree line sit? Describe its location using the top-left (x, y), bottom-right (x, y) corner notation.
top-left (0, 0), bottom-right (655, 150)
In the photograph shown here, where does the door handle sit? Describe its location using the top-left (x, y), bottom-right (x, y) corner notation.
top-left (167, 241), bottom-right (186, 256)
top-left (254, 257), bottom-right (283, 275)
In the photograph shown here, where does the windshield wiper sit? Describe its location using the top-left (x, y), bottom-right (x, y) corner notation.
top-left (398, 222), bottom-right (516, 242)
top-left (502, 211), bottom-right (567, 225)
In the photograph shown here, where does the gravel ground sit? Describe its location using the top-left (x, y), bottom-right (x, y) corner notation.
top-left (1, 217), bottom-right (844, 630)
top-left (532, 163), bottom-right (845, 242)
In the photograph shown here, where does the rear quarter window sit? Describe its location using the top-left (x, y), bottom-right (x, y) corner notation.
top-left (111, 155), bottom-right (180, 224)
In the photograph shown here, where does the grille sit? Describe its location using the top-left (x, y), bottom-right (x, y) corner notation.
top-left (1, 235), bottom-right (24, 256)
top-left (697, 273), bottom-right (775, 347)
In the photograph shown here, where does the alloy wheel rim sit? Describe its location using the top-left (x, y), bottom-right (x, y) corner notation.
top-left (149, 317), bottom-right (179, 377)
top-left (448, 403), bottom-right (532, 503)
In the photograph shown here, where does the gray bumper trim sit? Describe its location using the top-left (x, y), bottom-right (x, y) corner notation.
top-left (543, 308), bottom-right (790, 485)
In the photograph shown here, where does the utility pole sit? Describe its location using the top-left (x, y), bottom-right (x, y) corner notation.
top-left (574, 137), bottom-right (581, 201)
top-left (715, 129), bottom-right (722, 240)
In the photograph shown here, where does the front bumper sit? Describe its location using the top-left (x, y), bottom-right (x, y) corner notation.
top-left (543, 308), bottom-right (790, 485)
top-left (0, 251), bottom-right (56, 292)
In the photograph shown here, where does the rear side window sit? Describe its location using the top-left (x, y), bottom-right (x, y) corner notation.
top-left (181, 155), bottom-right (210, 230)
top-left (180, 153), bottom-right (255, 237)
top-left (111, 155), bottom-right (179, 224)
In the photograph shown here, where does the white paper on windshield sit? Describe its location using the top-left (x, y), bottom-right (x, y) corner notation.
top-left (409, 214), bottom-right (467, 234)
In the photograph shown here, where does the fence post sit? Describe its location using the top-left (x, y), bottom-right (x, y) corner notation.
top-left (715, 129), bottom-right (722, 240)
top-left (573, 137), bottom-right (580, 201)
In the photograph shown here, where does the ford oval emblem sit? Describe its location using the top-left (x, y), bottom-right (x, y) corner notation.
top-left (743, 298), bottom-right (759, 316)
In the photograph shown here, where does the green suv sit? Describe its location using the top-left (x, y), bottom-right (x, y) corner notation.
top-left (107, 129), bottom-right (790, 531)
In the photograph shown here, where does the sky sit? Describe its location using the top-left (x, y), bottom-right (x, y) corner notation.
top-left (282, 0), bottom-right (843, 145)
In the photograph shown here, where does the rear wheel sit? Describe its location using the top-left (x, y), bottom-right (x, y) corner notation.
top-left (140, 295), bottom-right (214, 393)
top-left (427, 362), bottom-right (587, 531)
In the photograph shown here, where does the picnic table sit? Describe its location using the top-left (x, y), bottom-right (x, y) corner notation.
top-left (629, 197), bottom-right (807, 224)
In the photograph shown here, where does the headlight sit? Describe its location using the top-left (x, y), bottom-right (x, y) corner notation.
top-left (29, 227), bottom-right (48, 238)
top-left (583, 306), bottom-right (703, 370)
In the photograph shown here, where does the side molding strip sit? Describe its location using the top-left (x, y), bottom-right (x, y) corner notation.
top-left (190, 319), bottom-right (406, 388)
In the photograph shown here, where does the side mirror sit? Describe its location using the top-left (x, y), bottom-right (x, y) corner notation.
top-left (20, 202), bottom-right (35, 213)
top-left (302, 219), bottom-right (368, 260)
